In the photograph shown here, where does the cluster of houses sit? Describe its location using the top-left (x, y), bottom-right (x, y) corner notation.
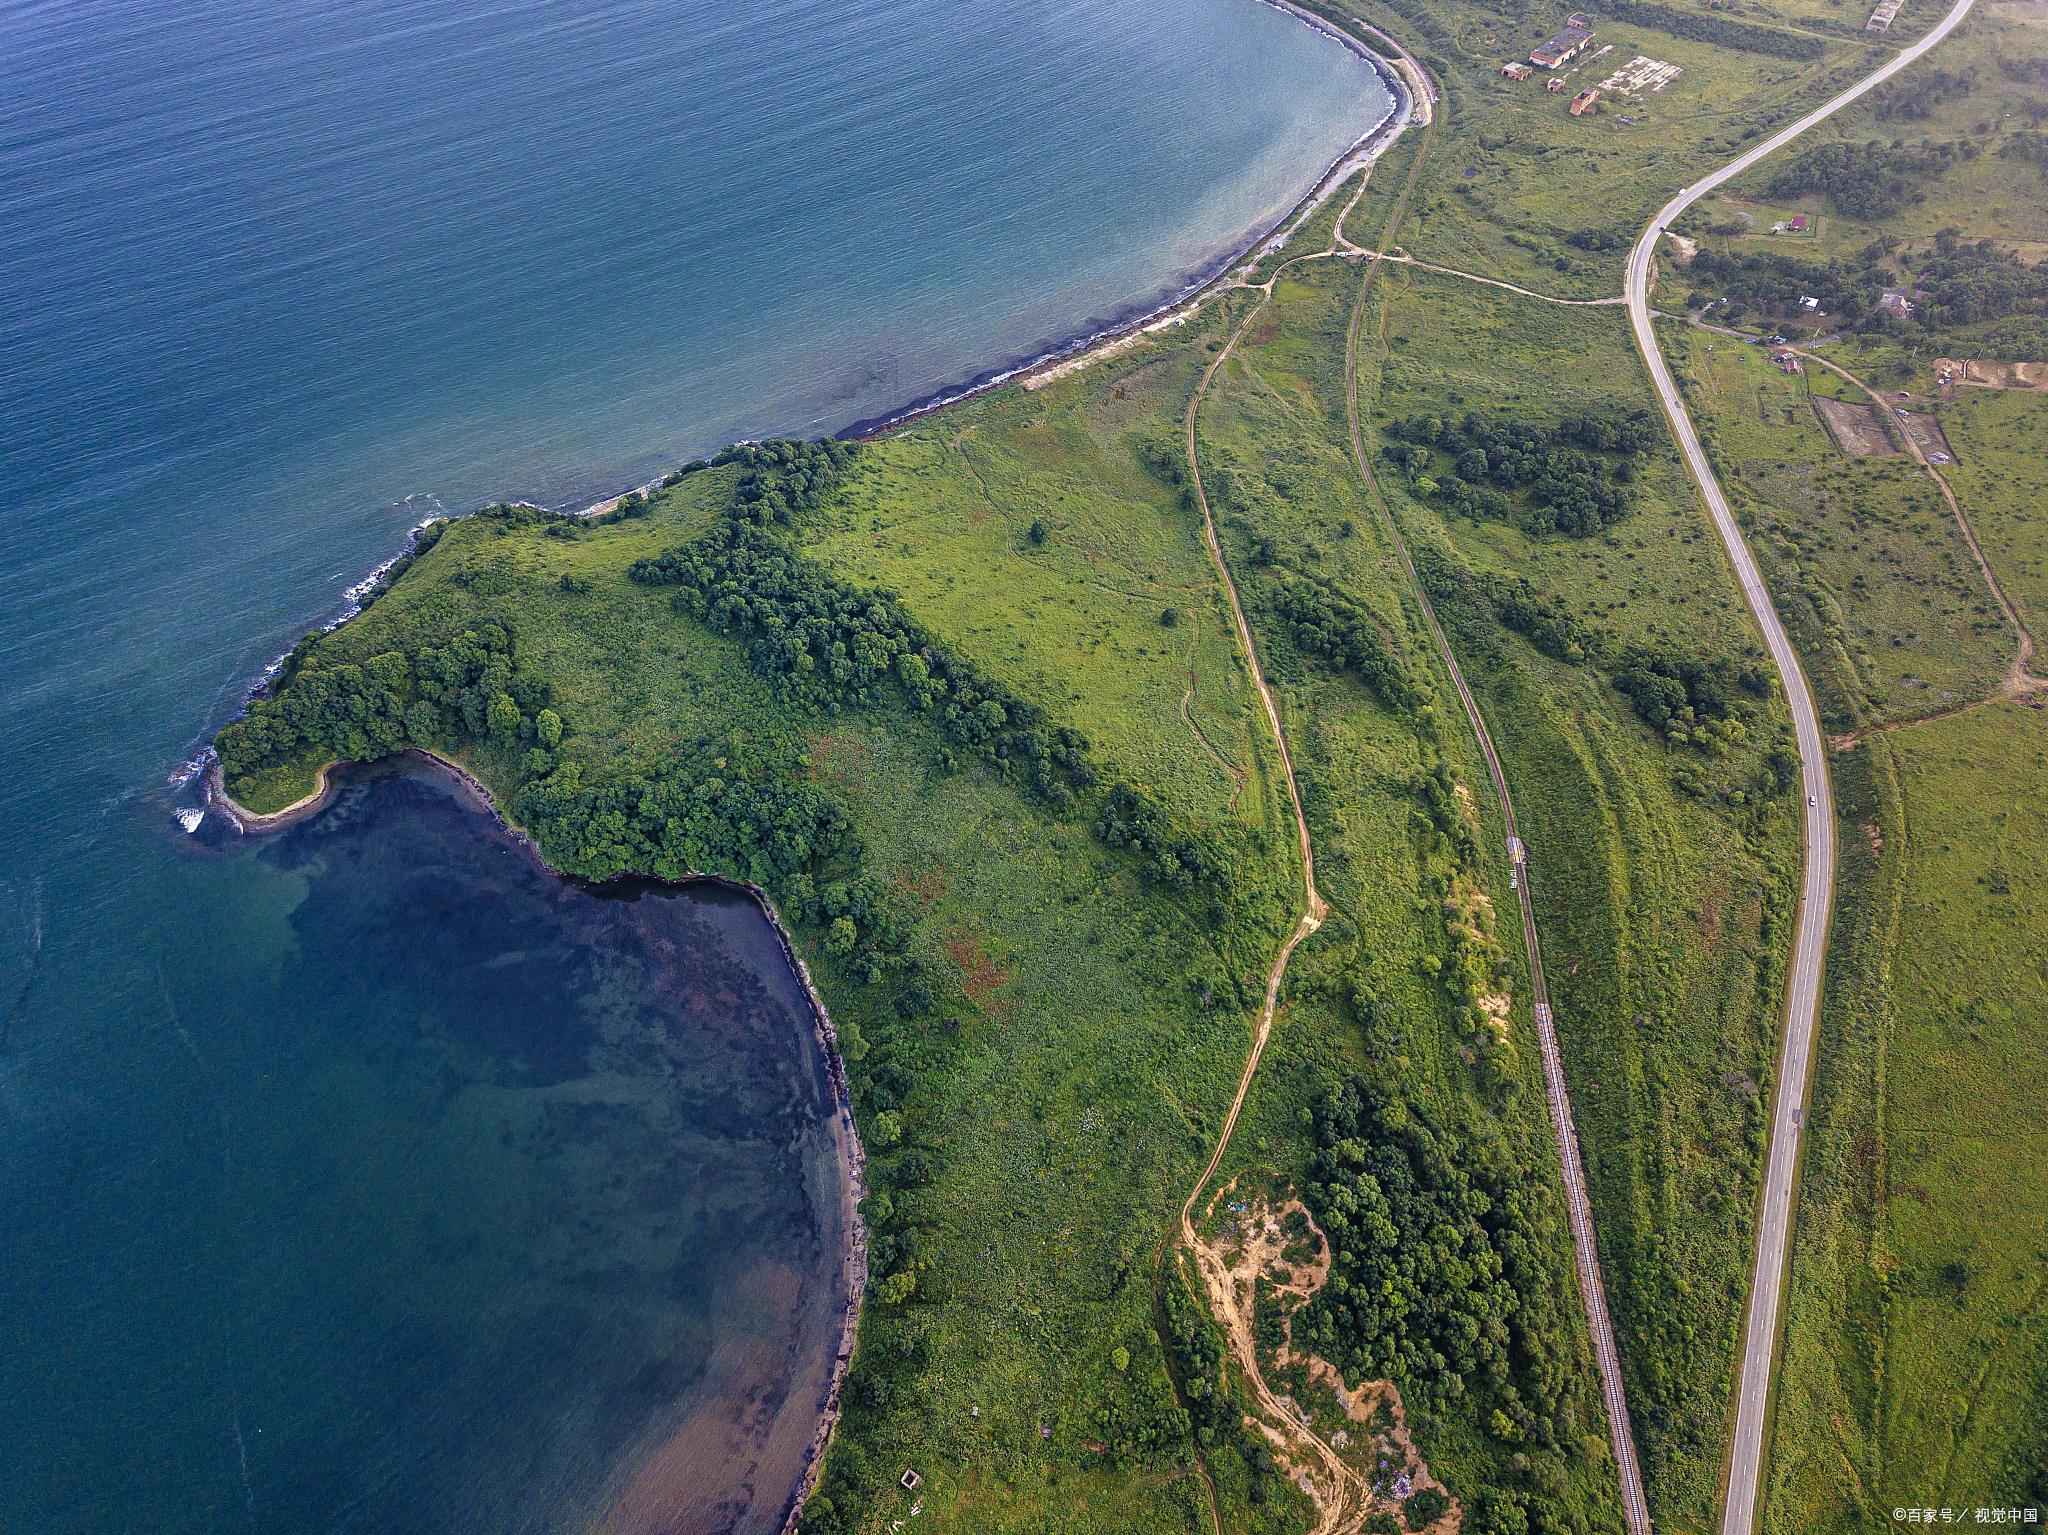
top-left (1502, 14), bottom-right (1602, 111)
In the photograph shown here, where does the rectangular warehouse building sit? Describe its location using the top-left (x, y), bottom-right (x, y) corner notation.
top-left (1531, 24), bottom-right (1595, 68)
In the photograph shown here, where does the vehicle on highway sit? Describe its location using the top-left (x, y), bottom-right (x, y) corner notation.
top-left (1808, 795), bottom-right (1816, 806)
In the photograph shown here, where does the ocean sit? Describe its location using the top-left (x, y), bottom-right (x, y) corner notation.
top-left (0, 0), bottom-right (1388, 1527)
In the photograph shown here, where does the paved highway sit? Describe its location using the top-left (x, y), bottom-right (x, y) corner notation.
top-left (1619, 4), bottom-right (1976, 1526)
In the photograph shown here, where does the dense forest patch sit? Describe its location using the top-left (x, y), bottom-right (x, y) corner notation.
top-left (1764, 138), bottom-right (1979, 220)
top-left (1381, 412), bottom-right (1662, 537)
top-left (1296, 1078), bottom-right (1598, 1535)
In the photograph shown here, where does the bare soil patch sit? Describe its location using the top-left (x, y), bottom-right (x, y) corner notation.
top-left (1940, 357), bottom-right (2046, 390)
top-left (1813, 394), bottom-right (1897, 456)
top-left (1187, 1181), bottom-right (1458, 1534)
top-left (1897, 410), bottom-right (1956, 463)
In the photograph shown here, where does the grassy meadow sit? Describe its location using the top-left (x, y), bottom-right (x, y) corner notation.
top-left (1937, 386), bottom-right (2048, 629)
top-left (1659, 319), bottom-right (2012, 726)
top-left (1354, 260), bottom-right (1811, 1529)
top-left (1764, 706), bottom-right (2048, 1529)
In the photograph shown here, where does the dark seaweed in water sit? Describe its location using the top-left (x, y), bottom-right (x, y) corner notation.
top-left (6, 760), bottom-right (851, 1535)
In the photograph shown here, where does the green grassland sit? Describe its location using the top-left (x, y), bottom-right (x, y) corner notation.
top-left (1935, 386), bottom-right (2048, 628)
top-left (807, 384), bottom-right (1270, 832)
top-left (1325, 0), bottom-right (1895, 299)
top-left (1764, 706), bottom-right (2048, 1530)
top-left (1356, 262), bottom-right (1809, 1529)
top-left (223, 433), bottom-right (1324, 1535)
top-left (810, 239), bottom-right (1634, 1530)
top-left (1658, 318), bottom-right (2012, 726)
top-left (1682, 108), bottom-right (2048, 1508)
top-left (208, 120), bottom-right (1786, 1527)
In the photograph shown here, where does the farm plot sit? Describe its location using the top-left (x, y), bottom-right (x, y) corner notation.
top-left (1813, 395), bottom-right (1897, 457)
top-left (1895, 410), bottom-right (1956, 465)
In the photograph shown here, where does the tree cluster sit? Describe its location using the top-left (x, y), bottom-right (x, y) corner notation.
top-left (1295, 1082), bottom-right (1589, 1462)
top-left (1684, 245), bottom-right (1884, 324)
top-left (1563, 228), bottom-right (1627, 254)
top-left (711, 437), bottom-right (857, 526)
top-left (1870, 64), bottom-right (1977, 121)
top-left (1910, 242), bottom-right (2048, 331)
top-left (631, 514), bottom-right (1096, 806)
top-left (1093, 783), bottom-right (1233, 897)
top-left (1764, 139), bottom-right (1974, 221)
top-left (1268, 573), bottom-right (1430, 716)
top-left (2005, 129), bottom-right (2048, 164)
top-left (1492, 578), bottom-right (1597, 668)
top-left (1582, 0), bottom-right (1826, 58)
top-left (513, 757), bottom-right (857, 888)
top-left (798, 1326), bottom-right (932, 1535)
top-left (1414, 553), bottom-right (1788, 772)
top-left (1384, 412), bottom-right (1657, 537)
top-left (1610, 651), bottom-right (1770, 751)
top-left (215, 621), bottom-right (555, 781)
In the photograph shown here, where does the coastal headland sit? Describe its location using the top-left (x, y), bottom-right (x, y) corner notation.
top-left (189, 20), bottom-right (1411, 1524)
top-left (182, 0), bottom-right (2048, 1526)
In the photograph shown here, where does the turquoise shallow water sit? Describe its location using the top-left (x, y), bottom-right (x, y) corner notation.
top-left (0, 0), bottom-right (1386, 1525)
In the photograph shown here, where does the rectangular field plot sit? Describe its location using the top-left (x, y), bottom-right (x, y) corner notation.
top-left (1813, 395), bottom-right (1897, 457)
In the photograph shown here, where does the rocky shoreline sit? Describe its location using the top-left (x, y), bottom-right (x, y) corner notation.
top-left (209, 750), bottom-right (869, 1535)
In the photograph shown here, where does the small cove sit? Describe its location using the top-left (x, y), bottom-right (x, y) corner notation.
top-left (5, 760), bottom-right (853, 1533)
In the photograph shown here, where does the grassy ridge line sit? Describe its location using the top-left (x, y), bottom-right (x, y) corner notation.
top-left (1330, 93), bottom-right (1658, 1535)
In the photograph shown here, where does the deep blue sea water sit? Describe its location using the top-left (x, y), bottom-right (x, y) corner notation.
top-left (0, 0), bottom-right (1387, 1526)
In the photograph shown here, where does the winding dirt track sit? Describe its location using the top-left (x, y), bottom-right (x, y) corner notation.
top-left (1176, 240), bottom-right (1330, 1258)
top-left (1164, 35), bottom-right (1430, 1528)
